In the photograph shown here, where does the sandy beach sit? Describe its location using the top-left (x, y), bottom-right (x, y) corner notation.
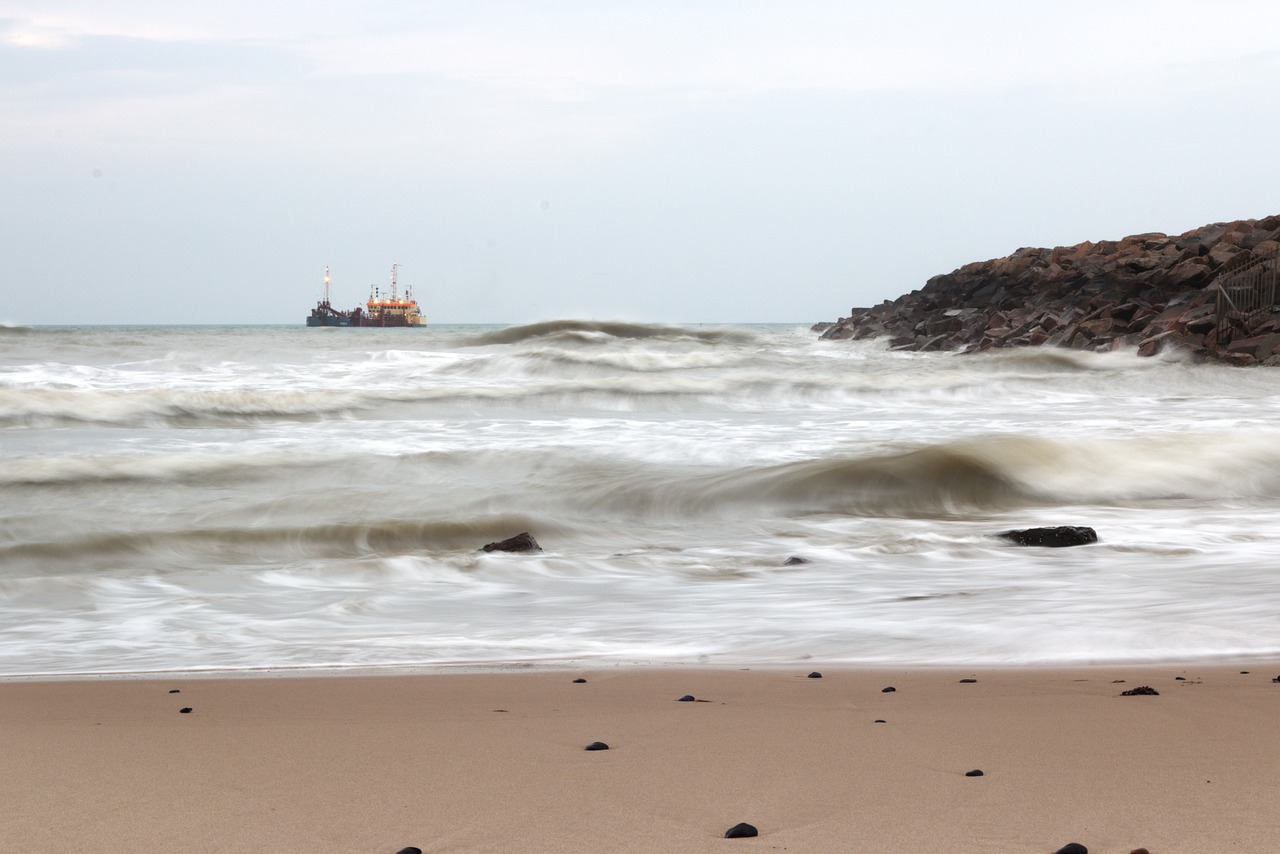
top-left (1, 664), bottom-right (1277, 852)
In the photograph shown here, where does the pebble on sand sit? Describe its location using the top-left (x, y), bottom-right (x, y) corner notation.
top-left (724, 822), bottom-right (759, 839)
top-left (964, 769), bottom-right (984, 777)
top-left (572, 678), bottom-right (587, 683)
top-left (807, 671), bottom-right (822, 678)
top-left (584, 741), bottom-right (609, 751)
top-left (179, 707), bottom-right (192, 714)
top-left (395, 848), bottom-right (423, 854)
top-left (1120, 685), bottom-right (1159, 696)
top-left (168, 689), bottom-right (180, 693)
top-left (882, 686), bottom-right (896, 693)
top-left (959, 678), bottom-right (977, 683)
top-left (1052, 844), bottom-right (1088, 854)
top-left (678, 695), bottom-right (696, 702)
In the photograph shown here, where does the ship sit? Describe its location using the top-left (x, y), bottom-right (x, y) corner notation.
top-left (306, 263), bottom-right (426, 327)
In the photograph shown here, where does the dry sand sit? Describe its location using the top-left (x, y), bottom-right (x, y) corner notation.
top-left (1, 664), bottom-right (1277, 853)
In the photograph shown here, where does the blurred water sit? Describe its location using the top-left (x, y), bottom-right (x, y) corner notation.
top-left (3, 321), bottom-right (1280, 675)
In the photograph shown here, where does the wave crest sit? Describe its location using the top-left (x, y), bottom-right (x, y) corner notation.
top-left (461, 319), bottom-right (758, 347)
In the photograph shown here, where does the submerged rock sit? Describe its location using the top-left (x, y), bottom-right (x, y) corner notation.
top-left (998, 526), bottom-right (1098, 548)
top-left (481, 532), bottom-right (542, 553)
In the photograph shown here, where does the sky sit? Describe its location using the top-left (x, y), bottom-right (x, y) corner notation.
top-left (3, 1), bottom-right (1280, 325)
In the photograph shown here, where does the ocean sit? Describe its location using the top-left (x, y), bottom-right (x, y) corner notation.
top-left (4, 321), bottom-right (1280, 677)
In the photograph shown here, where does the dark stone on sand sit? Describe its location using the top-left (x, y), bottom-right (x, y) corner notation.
top-left (782, 556), bottom-right (809, 566)
top-left (1176, 676), bottom-right (1185, 680)
top-left (874, 719), bottom-right (886, 723)
top-left (807, 671), bottom-right (822, 679)
top-left (965, 769), bottom-right (984, 777)
top-left (724, 823), bottom-right (759, 839)
top-left (959, 678), bottom-right (977, 683)
top-left (1053, 845), bottom-right (1088, 854)
top-left (1131, 848), bottom-right (1151, 854)
top-left (179, 707), bottom-right (192, 713)
top-left (882, 686), bottom-right (896, 693)
top-left (168, 689), bottom-right (180, 693)
top-left (1241, 670), bottom-right (1250, 674)
top-left (998, 526), bottom-right (1098, 548)
top-left (573, 678), bottom-right (587, 683)
top-left (395, 848), bottom-right (423, 854)
top-left (1121, 685), bottom-right (1159, 696)
top-left (1272, 675), bottom-right (1280, 683)
top-left (481, 532), bottom-right (542, 553)
top-left (678, 695), bottom-right (696, 702)
top-left (584, 741), bottom-right (609, 751)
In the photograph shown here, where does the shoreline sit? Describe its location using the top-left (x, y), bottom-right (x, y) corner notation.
top-left (4, 662), bottom-right (1278, 852)
top-left (5, 651), bottom-right (1280, 683)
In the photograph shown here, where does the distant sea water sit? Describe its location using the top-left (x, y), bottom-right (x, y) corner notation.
top-left (4, 321), bottom-right (1280, 677)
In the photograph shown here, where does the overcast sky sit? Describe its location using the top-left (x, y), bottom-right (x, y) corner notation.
top-left (3, 1), bottom-right (1279, 325)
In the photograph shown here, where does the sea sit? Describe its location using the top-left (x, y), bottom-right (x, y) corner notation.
top-left (4, 320), bottom-right (1280, 678)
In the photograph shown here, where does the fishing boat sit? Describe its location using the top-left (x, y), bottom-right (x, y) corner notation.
top-left (306, 264), bottom-right (426, 327)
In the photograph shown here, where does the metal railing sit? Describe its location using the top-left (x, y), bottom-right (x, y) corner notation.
top-left (1215, 248), bottom-right (1280, 345)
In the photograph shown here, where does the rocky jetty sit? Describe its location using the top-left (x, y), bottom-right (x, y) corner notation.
top-left (818, 215), bottom-right (1280, 364)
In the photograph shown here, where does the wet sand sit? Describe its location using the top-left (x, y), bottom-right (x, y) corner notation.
top-left (1, 664), bottom-right (1277, 853)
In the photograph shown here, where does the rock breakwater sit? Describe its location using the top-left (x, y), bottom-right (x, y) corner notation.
top-left (817, 215), bottom-right (1280, 364)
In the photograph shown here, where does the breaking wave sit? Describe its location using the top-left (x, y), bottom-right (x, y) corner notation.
top-left (563, 432), bottom-right (1280, 519)
top-left (461, 319), bottom-right (760, 347)
top-left (0, 514), bottom-right (561, 577)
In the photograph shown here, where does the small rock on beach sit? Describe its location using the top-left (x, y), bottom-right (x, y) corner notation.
top-left (1053, 844), bottom-right (1088, 854)
top-left (584, 741), bottom-right (609, 751)
top-left (724, 823), bottom-right (759, 839)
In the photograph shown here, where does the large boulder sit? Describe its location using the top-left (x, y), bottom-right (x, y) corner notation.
top-left (818, 216), bottom-right (1280, 363)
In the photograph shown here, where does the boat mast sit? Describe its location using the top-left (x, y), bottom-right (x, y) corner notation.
top-left (323, 266), bottom-right (331, 305)
top-left (389, 262), bottom-right (399, 301)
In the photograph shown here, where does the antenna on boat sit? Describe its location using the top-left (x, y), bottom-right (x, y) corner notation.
top-left (389, 262), bottom-right (399, 301)
top-left (323, 266), bottom-right (331, 305)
